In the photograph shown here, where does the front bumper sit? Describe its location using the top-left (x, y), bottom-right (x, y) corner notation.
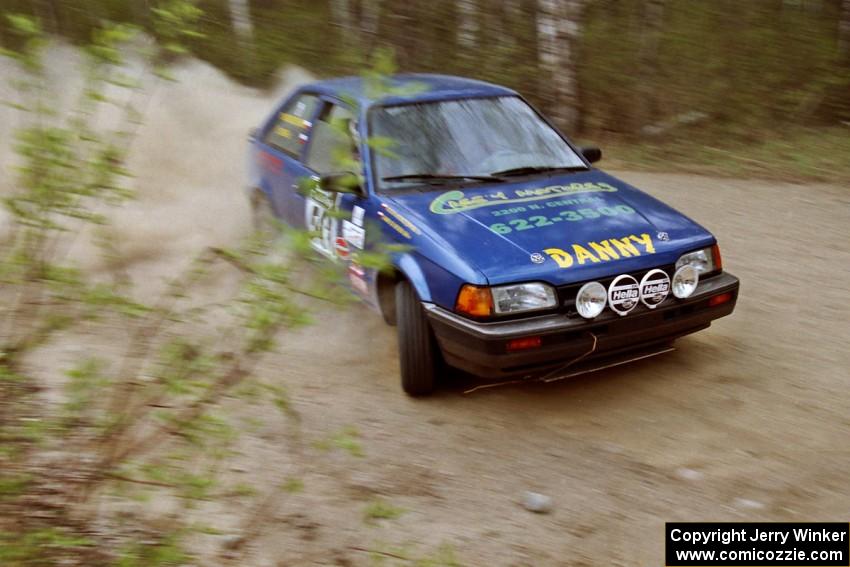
top-left (424, 271), bottom-right (739, 379)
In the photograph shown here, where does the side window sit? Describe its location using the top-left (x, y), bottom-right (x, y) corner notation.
top-left (305, 103), bottom-right (359, 175)
top-left (263, 94), bottom-right (319, 157)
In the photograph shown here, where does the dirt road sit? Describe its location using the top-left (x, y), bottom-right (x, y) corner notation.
top-left (239, 171), bottom-right (850, 565)
top-left (4, 49), bottom-right (849, 565)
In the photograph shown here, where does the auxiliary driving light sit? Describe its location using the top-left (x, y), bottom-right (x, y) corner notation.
top-left (639, 268), bottom-right (671, 309)
top-left (672, 265), bottom-right (699, 299)
top-left (608, 274), bottom-right (640, 316)
top-left (575, 281), bottom-right (607, 319)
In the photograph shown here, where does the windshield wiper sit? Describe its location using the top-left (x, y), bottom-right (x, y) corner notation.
top-left (488, 165), bottom-right (588, 177)
top-left (382, 173), bottom-right (505, 184)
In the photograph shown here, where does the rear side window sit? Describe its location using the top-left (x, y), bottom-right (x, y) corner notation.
top-left (263, 94), bottom-right (319, 157)
top-left (305, 103), bottom-right (358, 175)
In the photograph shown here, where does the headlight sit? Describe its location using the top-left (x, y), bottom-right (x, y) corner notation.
top-left (575, 281), bottom-right (607, 319)
top-left (491, 282), bottom-right (557, 315)
top-left (675, 245), bottom-right (720, 275)
top-left (672, 265), bottom-right (699, 298)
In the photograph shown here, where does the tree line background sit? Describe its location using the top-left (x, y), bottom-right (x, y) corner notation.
top-left (2, 0), bottom-right (849, 159)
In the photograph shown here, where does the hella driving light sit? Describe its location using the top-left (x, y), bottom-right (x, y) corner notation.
top-left (672, 265), bottom-right (699, 299)
top-left (491, 282), bottom-right (557, 315)
top-left (608, 274), bottom-right (641, 316)
top-left (639, 269), bottom-right (671, 309)
top-left (676, 247), bottom-right (715, 275)
top-left (575, 281), bottom-right (607, 319)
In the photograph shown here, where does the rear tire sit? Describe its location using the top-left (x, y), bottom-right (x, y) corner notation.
top-left (395, 280), bottom-right (438, 396)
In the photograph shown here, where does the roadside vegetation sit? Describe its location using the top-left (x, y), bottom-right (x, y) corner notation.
top-left (2, 0), bottom-right (848, 182)
top-left (600, 126), bottom-right (850, 183)
top-left (0, 6), bottom-right (403, 565)
top-left (1, 1), bottom-right (848, 564)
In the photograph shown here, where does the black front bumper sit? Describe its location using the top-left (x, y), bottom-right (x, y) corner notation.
top-left (425, 271), bottom-right (740, 379)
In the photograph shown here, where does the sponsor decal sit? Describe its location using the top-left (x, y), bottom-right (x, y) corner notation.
top-left (657, 231), bottom-right (670, 241)
top-left (378, 211), bottom-right (411, 239)
top-left (280, 112), bottom-right (311, 128)
top-left (381, 204), bottom-right (421, 234)
top-left (530, 252), bottom-right (546, 264)
top-left (342, 220), bottom-right (365, 249)
top-left (543, 233), bottom-right (656, 269)
top-left (429, 182), bottom-right (618, 214)
top-left (351, 206), bottom-right (365, 227)
top-left (349, 262), bottom-right (365, 277)
top-left (334, 236), bottom-right (349, 259)
top-left (489, 205), bottom-right (636, 234)
top-left (608, 274), bottom-right (640, 316)
top-left (348, 264), bottom-right (368, 294)
top-left (491, 195), bottom-right (602, 217)
top-left (259, 150), bottom-right (283, 172)
top-left (305, 187), bottom-right (340, 259)
top-left (639, 269), bottom-right (670, 309)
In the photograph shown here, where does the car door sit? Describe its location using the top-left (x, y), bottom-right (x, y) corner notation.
top-left (301, 99), bottom-right (372, 297)
top-left (256, 92), bottom-right (321, 227)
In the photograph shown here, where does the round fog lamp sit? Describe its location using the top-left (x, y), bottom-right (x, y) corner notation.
top-left (575, 281), bottom-right (607, 319)
top-left (672, 265), bottom-right (699, 299)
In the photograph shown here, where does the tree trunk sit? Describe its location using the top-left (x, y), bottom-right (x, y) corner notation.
top-left (359, 0), bottom-right (381, 53)
top-left (456, 0), bottom-right (479, 52)
top-left (228, 0), bottom-right (254, 41)
top-left (536, 0), bottom-right (585, 134)
top-left (635, 0), bottom-right (665, 135)
top-left (331, 0), bottom-right (354, 49)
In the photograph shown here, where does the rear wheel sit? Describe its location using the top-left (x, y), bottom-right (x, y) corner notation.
top-left (395, 280), bottom-right (439, 396)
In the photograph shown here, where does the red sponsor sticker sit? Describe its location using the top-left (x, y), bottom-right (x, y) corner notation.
top-left (259, 150), bottom-right (283, 172)
top-left (335, 237), bottom-right (349, 259)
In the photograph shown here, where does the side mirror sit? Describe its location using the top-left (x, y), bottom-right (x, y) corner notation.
top-left (580, 146), bottom-right (602, 164)
top-left (319, 171), bottom-right (364, 196)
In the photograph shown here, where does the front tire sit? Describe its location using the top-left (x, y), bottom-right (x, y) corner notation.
top-left (395, 280), bottom-right (438, 396)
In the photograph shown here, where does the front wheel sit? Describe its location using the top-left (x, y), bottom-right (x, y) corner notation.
top-left (395, 280), bottom-right (439, 396)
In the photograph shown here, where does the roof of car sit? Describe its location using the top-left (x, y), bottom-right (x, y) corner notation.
top-left (304, 74), bottom-right (517, 108)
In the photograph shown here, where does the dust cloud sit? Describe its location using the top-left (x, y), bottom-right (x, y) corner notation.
top-left (0, 41), bottom-right (313, 288)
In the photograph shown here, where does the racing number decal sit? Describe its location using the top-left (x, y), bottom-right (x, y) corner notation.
top-left (305, 187), bottom-right (341, 258)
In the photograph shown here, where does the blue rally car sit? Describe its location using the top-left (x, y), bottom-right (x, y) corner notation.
top-left (247, 74), bottom-right (740, 395)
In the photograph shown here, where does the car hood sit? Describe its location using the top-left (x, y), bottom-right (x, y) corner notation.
top-left (383, 170), bottom-right (716, 286)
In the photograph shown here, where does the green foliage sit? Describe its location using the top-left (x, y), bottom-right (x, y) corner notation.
top-left (0, 528), bottom-right (94, 565)
top-left (61, 357), bottom-right (110, 425)
top-left (366, 542), bottom-right (464, 567)
top-left (0, 3), bottom-right (346, 564)
top-left (603, 125), bottom-right (850, 182)
top-left (1, 13), bottom-right (44, 73)
top-left (114, 535), bottom-right (189, 567)
top-left (314, 425), bottom-right (364, 457)
top-left (363, 499), bottom-right (405, 523)
top-left (5, 2), bottom-right (847, 177)
top-left (151, 0), bottom-right (204, 58)
top-left (0, 4), bottom-right (405, 563)
top-left (0, 473), bottom-right (31, 501)
top-left (280, 476), bottom-right (304, 494)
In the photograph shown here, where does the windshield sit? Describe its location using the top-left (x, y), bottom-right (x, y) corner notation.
top-left (369, 96), bottom-right (586, 191)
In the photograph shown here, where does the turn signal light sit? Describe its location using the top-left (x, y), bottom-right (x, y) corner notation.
top-left (708, 292), bottom-right (733, 307)
top-left (506, 336), bottom-right (542, 352)
top-left (711, 244), bottom-right (723, 272)
top-left (455, 284), bottom-right (493, 318)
